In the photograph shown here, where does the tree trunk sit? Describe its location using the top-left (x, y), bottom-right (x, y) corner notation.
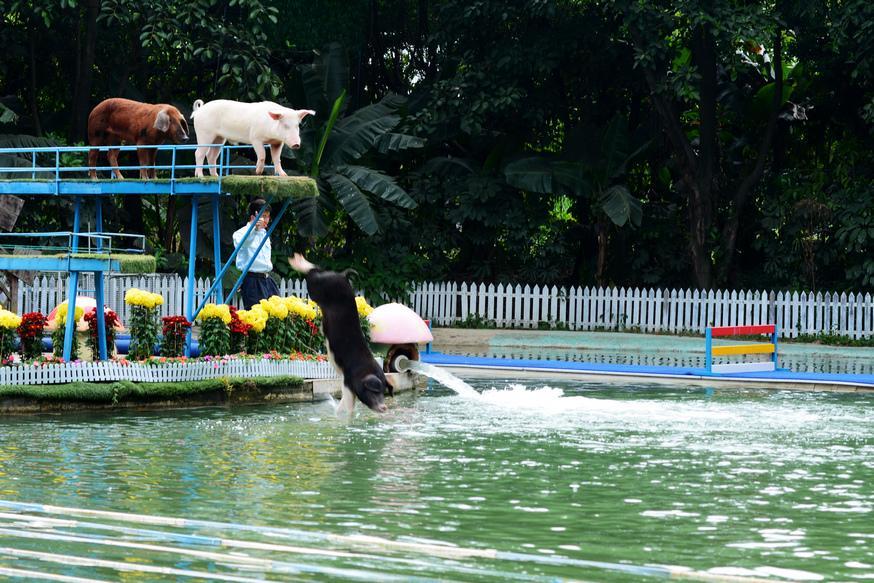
top-left (719, 31), bottom-right (783, 281)
top-left (635, 26), bottom-right (717, 289)
top-left (683, 24), bottom-right (719, 290)
top-left (72, 0), bottom-right (100, 142)
top-left (595, 221), bottom-right (609, 287)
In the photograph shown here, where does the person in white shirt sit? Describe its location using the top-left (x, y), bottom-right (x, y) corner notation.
top-left (232, 198), bottom-right (280, 308)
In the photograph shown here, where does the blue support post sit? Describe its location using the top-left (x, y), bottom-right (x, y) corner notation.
top-left (212, 196), bottom-right (224, 304)
top-left (62, 198), bottom-right (82, 361)
top-left (95, 198), bottom-right (103, 251)
top-left (92, 198), bottom-right (108, 359)
top-left (95, 272), bottom-right (108, 361)
top-left (225, 198), bottom-right (292, 303)
top-left (191, 203), bottom-right (270, 319)
top-left (704, 327), bottom-right (713, 373)
top-left (772, 325), bottom-right (779, 369)
top-left (185, 196), bottom-right (199, 357)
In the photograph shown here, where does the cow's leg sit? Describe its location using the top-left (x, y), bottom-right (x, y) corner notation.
top-left (88, 146), bottom-right (100, 179)
top-left (205, 146), bottom-right (222, 177)
top-left (107, 147), bottom-right (123, 180)
top-left (252, 140), bottom-right (266, 175)
top-left (146, 148), bottom-right (160, 179)
top-left (194, 146), bottom-right (207, 177)
top-left (136, 148), bottom-right (150, 180)
top-left (269, 143), bottom-right (286, 176)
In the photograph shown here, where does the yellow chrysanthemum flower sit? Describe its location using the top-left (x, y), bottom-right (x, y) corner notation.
top-left (259, 296), bottom-right (288, 320)
top-left (197, 303), bottom-right (232, 325)
top-left (55, 302), bottom-right (85, 324)
top-left (238, 308), bottom-right (268, 333)
top-left (284, 296), bottom-right (318, 321)
top-left (125, 288), bottom-right (164, 309)
top-left (355, 296), bottom-right (374, 317)
top-left (0, 309), bottom-right (21, 330)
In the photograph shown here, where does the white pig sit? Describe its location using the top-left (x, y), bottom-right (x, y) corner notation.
top-left (190, 99), bottom-right (315, 177)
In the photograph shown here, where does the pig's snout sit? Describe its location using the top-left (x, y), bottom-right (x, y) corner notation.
top-left (290, 143), bottom-right (301, 150)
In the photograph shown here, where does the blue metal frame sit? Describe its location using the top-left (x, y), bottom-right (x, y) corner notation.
top-left (772, 325), bottom-right (779, 369)
top-left (704, 325), bottom-right (781, 375)
top-left (184, 196), bottom-right (199, 357)
top-left (0, 143), bottom-right (312, 358)
top-left (704, 328), bottom-right (713, 373)
top-left (0, 231), bottom-right (119, 361)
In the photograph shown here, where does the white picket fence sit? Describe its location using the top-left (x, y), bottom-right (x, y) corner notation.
top-left (414, 283), bottom-right (874, 339)
top-left (17, 275), bottom-right (874, 339)
top-left (0, 358), bottom-right (337, 386)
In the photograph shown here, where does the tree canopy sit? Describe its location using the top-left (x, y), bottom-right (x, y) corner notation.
top-left (0, 0), bottom-right (871, 297)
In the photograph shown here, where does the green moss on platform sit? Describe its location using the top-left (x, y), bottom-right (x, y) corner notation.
top-left (0, 375), bottom-right (304, 406)
top-left (178, 175), bottom-right (318, 199)
top-left (0, 253), bottom-right (156, 274)
top-left (0, 175), bottom-right (318, 200)
top-left (70, 253), bottom-right (156, 274)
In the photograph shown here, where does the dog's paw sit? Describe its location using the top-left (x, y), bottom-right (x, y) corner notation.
top-left (288, 253), bottom-right (315, 273)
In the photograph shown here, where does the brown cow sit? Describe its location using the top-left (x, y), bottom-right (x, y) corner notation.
top-left (87, 98), bottom-right (189, 179)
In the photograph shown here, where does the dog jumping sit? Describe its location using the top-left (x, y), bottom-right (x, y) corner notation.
top-left (289, 253), bottom-right (389, 415)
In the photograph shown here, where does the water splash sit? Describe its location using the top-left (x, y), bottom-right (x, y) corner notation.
top-left (403, 360), bottom-right (480, 398)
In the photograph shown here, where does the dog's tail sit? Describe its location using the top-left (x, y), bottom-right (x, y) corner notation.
top-left (191, 99), bottom-right (204, 119)
top-left (341, 268), bottom-right (359, 282)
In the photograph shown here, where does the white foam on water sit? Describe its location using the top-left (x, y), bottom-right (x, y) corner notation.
top-left (405, 361), bottom-right (480, 398)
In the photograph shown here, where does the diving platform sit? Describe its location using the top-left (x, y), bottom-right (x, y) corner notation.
top-left (0, 143), bottom-right (318, 358)
top-left (0, 175), bottom-right (317, 198)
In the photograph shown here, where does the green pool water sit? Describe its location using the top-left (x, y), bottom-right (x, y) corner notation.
top-left (0, 379), bottom-right (871, 581)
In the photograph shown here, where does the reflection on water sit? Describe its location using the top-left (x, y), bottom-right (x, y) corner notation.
top-left (462, 347), bottom-right (874, 375)
top-left (0, 381), bottom-right (870, 581)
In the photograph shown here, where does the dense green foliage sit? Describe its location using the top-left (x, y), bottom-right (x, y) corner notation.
top-left (0, 0), bottom-right (871, 295)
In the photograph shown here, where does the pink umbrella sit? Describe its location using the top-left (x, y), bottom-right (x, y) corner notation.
top-left (368, 303), bottom-right (433, 344)
top-left (47, 296), bottom-right (97, 323)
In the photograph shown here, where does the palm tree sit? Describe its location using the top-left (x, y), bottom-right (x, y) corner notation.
top-left (291, 44), bottom-right (424, 236)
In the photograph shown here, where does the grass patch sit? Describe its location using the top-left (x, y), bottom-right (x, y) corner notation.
top-left (0, 176), bottom-right (319, 200)
top-left (72, 253), bottom-right (156, 274)
top-left (178, 175), bottom-right (318, 199)
top-left (0, 253), bottom-right (156, 274)
top-left (0, 375), bottom-right (303, 403)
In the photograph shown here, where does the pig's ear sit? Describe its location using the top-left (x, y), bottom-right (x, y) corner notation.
top-left (268, 111), bottom-right (284, 121)
top-left (154, 109), bottom-right (171, 132)
top-left (297, 109), bottom-right (316, 120)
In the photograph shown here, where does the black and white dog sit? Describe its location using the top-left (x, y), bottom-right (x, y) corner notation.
top-left (289, 253), bottom-right (389, 414)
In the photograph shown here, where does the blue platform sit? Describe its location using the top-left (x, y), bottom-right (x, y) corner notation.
top-left (421, 352), bottom-right (874, 391)
top-left (1, 143), bottom-right (317, 359)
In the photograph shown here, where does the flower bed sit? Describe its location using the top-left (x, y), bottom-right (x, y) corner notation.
top-left (0, 353), bottom-right (334, 386)
top-left (0, 292), bottom-right (376, 388)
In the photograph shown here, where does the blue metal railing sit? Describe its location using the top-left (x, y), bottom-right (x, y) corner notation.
top-left (0, 143), bottom-right (289, 186)
top-left (0, 231), bottom-right (113, 255)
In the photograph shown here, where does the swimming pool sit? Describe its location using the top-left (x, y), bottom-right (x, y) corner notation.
top-left (0, 379), bottom-right (870, 581)
top-left (460, 347), bottom-right (874, 376)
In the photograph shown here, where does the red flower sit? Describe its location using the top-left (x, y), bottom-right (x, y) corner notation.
top-left (17, 312), bottom-right (48, 339)
top-left (228, 307), bottom-right (251, 336)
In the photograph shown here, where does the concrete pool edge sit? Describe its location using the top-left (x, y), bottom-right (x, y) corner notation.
top-left (0, 373), bottom-right (421, 415)
top-left (422, 353), bottom-right (874, 393)
top-left (431, 327), bottom-right (874, 358)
